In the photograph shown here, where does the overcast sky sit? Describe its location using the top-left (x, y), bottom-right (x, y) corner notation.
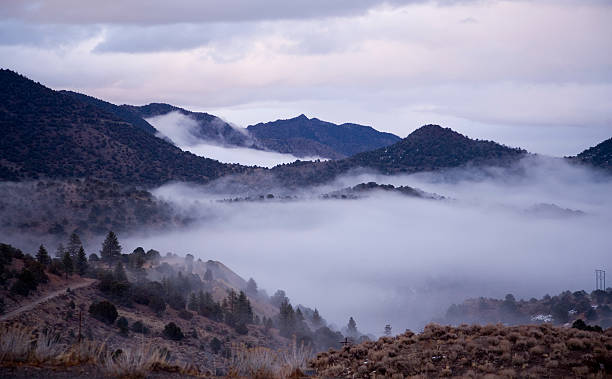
top-left (1, 0), bottom-right (611, 156)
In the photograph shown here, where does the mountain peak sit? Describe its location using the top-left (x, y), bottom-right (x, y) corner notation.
top-left (295, 113), bottom-right (309, 120)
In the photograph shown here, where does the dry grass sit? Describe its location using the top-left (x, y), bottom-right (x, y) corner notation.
top-left (229, 340), bottom-right (313, 378)
top-left (311, 323), bottom-right (612, 378)
top-left (1, 325), bottom-right (174, 378)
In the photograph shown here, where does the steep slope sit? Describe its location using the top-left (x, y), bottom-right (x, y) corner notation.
top-left (573, 137), bottom-right (612, 172)
top-left (0, 69), bottom-right (249, 184)
top-left (271, 125), bottom-right (527, 187)
top-left (247, 114), bottom-right (401, 159)
top-left (61, 90), bottom-right (157, 135)
top-left (124, 103), bottom-right (254, 147)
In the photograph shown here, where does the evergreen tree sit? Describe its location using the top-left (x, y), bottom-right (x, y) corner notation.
top-left (278, 299), bottom-right (296, 337)
top-left (55, 243), bottom-right (65, 259)
top-left (246, 278), bottom-right (258, 296)
top-left (66, 232), bottom-right (82, 259)
top-left (185, 254), bottom-right (194, 273)
top-left (203, 268), bottom-right (213, 281)
top-left (76, 246), bottom-right (88, 275)
top-left (100, 231), bottom-right (121, 262)
top-left (347, 317), bottom-right (358, 338)
top-left (312, 308), bottom-right (322, 327)
top-left (188, 292), bottom-right (199, 312)
top-left (36, 244), bottom-right (51, 266)
top-left (113, 262), bottom-right (127, 282)
top-left (62, 251), bottom-right (73, 279)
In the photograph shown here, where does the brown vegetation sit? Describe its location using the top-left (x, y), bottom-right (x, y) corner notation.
top-left (310, 323), bottom-right (612, 378)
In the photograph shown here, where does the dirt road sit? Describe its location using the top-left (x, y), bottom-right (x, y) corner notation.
top-left (0, 278), bottom-right (96, 322)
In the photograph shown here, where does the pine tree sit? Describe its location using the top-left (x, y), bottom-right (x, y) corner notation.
top-left (188, 292), bottom-right (199, 312)
top-left (203, 268), bottom-right (213, 281)
top-left (312, 308), bottom-right (322, 327)
top-left (62, 251), bottom-right (73, 279)
top-left (66, 232), bottom-right (82, 259)
top-left (347, 317), bottom-right (358, 337)
top-left (36, 244), bottom-right (51, 266)
top-left (246, 278), bottom-right (258, 295)
top-left (113, 262), bottom-right (127, 282)
top-left (100, 231), bottom-right (121, 262)
top-left (55, 243), bottom-right (65, 259)
top-left (76, 246), bottom-right (88, 275)
top-left (278, 299), bottom-right (296, 337)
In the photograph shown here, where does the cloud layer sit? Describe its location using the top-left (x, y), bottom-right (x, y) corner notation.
top-left (1, 0), bottom-right (611, 156)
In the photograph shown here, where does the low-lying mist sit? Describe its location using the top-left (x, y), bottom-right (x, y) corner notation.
top-left (147, 111), bottom-right (321, 167)
top-left (120, 156), bottom-right (612, 335)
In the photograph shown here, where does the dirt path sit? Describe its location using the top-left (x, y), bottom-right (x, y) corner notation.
top-left (0, 279), bottom-right (96, 322)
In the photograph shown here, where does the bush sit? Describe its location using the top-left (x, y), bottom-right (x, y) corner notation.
top-left (117, 316), bottom-right (129, 335)
top-left (235, 323), bottom-right (249, 335)
top-left (162, 322), bottom-right (184, 341)
top-left (178, 309), bottom-right (193, 320)
top-left (210, 337), bottom-right (222, 354)
top-left (131, 320), bottom-right (149, 335)
top-left (89, 300), bottom-right (118, 324)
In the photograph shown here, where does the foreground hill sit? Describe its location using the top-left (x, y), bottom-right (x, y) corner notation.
top-left (271, 124), bottom-right (527, 187)
top-left (573, 137), bottom-right (612, 172)
top-left (312, 323), bottom-right (612, 377)
top-left (247, 114), bottom-right (401, 159)
top-left (124, 103), bottom-right (255, 147)
top-left (0, 69), bottom-right (248, 185)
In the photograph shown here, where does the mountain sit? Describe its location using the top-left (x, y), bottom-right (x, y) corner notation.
top-left (0, 69), bottom-right (249, 184)
top-left (573, 137), bottom-right (612, 172)
top-left (271, 125), bottom-right (527, 187)
top-left (247, 114), bottom-right (401, 159)
top-left (123, 103), bottom-right (254, 147)
top-left (61, 90), bottom-right (158, 135)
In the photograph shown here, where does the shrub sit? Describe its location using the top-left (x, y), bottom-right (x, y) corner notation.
top-left (89, 300), bottom-right (118, 324)
top-left (235, 323), bottom-right (249, 335)
top-left (117, 316), bottom-right (129, 335)
top-left (178, 309), bottom-right (193, 320)
top-left (131, 320), bottom-right (149, 334)
top-left (162, 322), bottom-right (184, 341)
top-left (210, 337), bottom-right (222, 354)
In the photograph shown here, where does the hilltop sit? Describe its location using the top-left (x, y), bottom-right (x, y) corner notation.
top-left (247, 114), bottom-right (401, 159)
top-left (573, 137), bottom-right (612, 172)
top-left (271, 124), bottom-right (527, 187)
top-left (0, 69), bottom-right (249, 185)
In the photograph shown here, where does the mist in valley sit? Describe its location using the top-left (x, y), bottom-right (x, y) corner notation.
top-left (113, 156), bottom-right (612, 335)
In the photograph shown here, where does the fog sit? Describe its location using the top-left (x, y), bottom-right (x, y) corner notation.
top-left (146, 111), bottom-right (321, 167)
top-left (116, 156), bottom-right (611, 335)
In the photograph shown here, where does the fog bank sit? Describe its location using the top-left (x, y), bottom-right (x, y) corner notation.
top-left (119, 157), bottom-right (611, 335)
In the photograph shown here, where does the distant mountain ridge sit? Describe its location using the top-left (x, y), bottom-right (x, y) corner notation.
top-left (123, 103), bottom-right (255, 147)
top-left (573, 137), bottom-right (612, 172)
top-left (271, 124), bottom-right (528, 187)
top-left (0, 69), bottom-right (249, 184)
top-left (247, 114), bottom-right (401, 159)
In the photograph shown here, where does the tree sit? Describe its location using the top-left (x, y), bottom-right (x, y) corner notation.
top-left (210, 337), bottom-right (222, 354)
top-left (62, 251), bottom-right (73, 279)
top-left (246, 278), bottom-right (258, 296)
top-left (271, 290), bottom-right (289, 308)
top-left (203, 268), bottom-right (213, 281)
top-left (312, 308), bottom-right (322, 327)
top-left (55, 243), bottom-right (65, 259)
top-left (100, 231), bottom-right (121, 262)
top-left (347, 317), bottom-right (358, 338)
top-left (67, 232), bottom-right (83, 259)
top-left (35, 244), bottom-right (51, 266)
top-left (76, 246), bottom-right (88, 275)
top-left (185, 254), bottom-right (194, 273)
top-left (113, 262), bottom-right (128, 282)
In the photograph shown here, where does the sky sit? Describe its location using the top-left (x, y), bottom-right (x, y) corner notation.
top-left (1, 0), bottom-right (611, 156)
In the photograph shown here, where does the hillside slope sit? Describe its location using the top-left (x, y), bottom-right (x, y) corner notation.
top-left (573, 137), bottom-right (612, 172)
top-left (0, 69), bottom-right (249, 185)
top-left (124, 103), bottom-right (254, 147)
top-left (248, 114), bottom-right (401, 159)
top-left (271, 124), bottom-right (527, 187)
